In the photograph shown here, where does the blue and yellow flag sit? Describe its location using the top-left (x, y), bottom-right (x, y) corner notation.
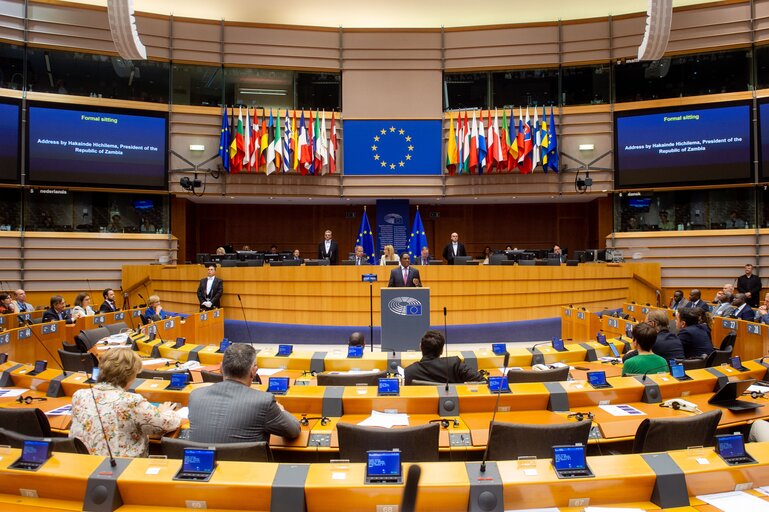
top-left (343, 120), bottom-right (442, 175)
top-left (218, 106), bottom-right (230, 172)
top-left (355, 209), bottom-right (377, 264)
top-left (408, 209), bottom-right (428, 260)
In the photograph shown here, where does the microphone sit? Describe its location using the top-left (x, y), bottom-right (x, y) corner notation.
top-left (443, 307), bottom-right (450, 392)
top-left (137, 293), bottom-right (146, 307)
top-left (480, 352), bottom-right (509, 474)
top-left (641, 364), bottom-right (671, 382)
top-left (412, 277), bottom-right (421, 287)
top-left (237, 294), bottom-right (254, 345)
top-left (400, 464), bottom-right (421, 512)
top-left (22, 319), bottom-right (64, 372)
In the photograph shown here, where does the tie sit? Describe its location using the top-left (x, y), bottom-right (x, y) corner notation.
top-left (403, 269), bottom-right (408, 285)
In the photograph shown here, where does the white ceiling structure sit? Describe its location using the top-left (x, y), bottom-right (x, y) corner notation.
top-left (67, 0), bottom-right (712, 28)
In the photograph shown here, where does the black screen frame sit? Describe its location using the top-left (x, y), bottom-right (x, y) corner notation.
top-left (0, 98), bottom-right (21, 184)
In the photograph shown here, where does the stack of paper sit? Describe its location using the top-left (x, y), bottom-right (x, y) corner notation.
top-left (357, 410), bottom-right (410, 429)
top-left (697, 491), bottom-right (769, 511)
top-left (46, 404), bottom-right (73, 416)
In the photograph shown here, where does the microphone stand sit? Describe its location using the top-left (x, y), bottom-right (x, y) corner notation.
top-left (480, 352), bottom-right (509, 473)
top-left (23, 319), bottom-right (64, 372)
top-left (443, 307), bottom-right (450, 392)
top-left (237, 294), bottom-right (254, 344)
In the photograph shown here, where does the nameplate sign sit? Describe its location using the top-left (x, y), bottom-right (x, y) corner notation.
top-left (132, 310), bottom-right (141, 317)
top-left (627, 305), bottom-right (635, 312)
top-left (200, 313), bottom-right (208, 322)
top-left (722, 319), bottom-right (737, 330)
top-left (747, 324), bottom-right (761, 335)
top-left (641, 307), bottom-right (650, 314)
top-left (18, 328), bottom-right (31, 340)
top-left (577, 311), bottom-right (586, 320)
top-left (607, 318), bottom-right (619, 328)
top-left (0, 316), bottom-right (5, 326)
top-left (564, 309), bottom-right (572, 317)
top-left (625, 323), bottom-right (634, 337)
top-left (114, 312), bottom-right (125, 320)
top-left (93, 315), bottom-right (106, 325)
top-left (213, 310), bottom-right (221, 318)
top-left (0, 333), bottom-right (9, 345)
top-left (17, 313), bottom-right (30, 322)
top-left (42, 324), bottom-right (57, 334)
top-left (164, 319), bottom-right (175, 329)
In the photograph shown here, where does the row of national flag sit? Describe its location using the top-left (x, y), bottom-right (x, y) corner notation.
top-left (218, 106), bottom-right (338, 175)
top-left (445, 106), bottom-right (559, 175)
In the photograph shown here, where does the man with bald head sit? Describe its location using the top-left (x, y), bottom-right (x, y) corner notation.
top-left (14, 289), bottom-right (33, 313)
top-left (442, 232), bottom-right (467, 265)
top-left (686, 289), bottom-right (710, 313)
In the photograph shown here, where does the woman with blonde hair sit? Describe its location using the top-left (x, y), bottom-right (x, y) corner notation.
top-left (380, 244), bottom-right (399, 266)
top-left (70, 348), bottom-right (180, 457)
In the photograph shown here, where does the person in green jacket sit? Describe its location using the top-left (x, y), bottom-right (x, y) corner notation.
top-left (622, 322), bottom-right (669, 377)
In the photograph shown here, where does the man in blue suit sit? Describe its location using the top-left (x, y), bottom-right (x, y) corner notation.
top-left (730, 293), bottom-right (755, 321)
top-left (388, 253), bottom-right (422, 288)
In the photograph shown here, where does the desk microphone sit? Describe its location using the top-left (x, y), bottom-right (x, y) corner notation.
top-left (443, 307), bottom-right (450, 392)
top-left (641, 364), bottom-right (671, 382)
top-left (400, 464), bottom-right (421, 512)
top-left (137, 293), bottom-right (146, 308)
top-left (22, 319), bottom-right (64, 372)
top-left (237, 294), bottom-right (254, 344)
top-left (480, 352), bottom-right (509, 474)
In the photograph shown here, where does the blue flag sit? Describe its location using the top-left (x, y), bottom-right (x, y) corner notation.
top-left (218, 106), bottom-right (230, 172)
top-left (547, 107), bottom-right (559, 173)
top-left (343, 120), bottom-right (442, 175)
top-left (408, 209), bottom-right (428, 260)
top-left (355, 210), bottom-right (377, 265)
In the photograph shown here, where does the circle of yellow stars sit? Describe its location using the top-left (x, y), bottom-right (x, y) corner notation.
top-left (371, 125), bottom-right (414, 171)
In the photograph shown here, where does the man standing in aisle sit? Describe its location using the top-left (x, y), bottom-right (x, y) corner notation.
top-left (318, 229), bottom-right (339, 265)
top-left (197, 264), bottom-right (223, 311)
top-left (442, 232), bottom-right (466, 265)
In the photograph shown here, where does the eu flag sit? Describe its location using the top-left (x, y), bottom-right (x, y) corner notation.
top-left (408, 209), bottom-right (428, 260)
top-left (218, 106), bottom-right (230, 172)
top-left (343, 120), bottom-right (442, 175)
top-left (355, 209), bottom-right (377, 265)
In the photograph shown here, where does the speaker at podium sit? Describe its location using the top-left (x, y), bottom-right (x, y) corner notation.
top-left (380, 288), bottom-right (431, 352)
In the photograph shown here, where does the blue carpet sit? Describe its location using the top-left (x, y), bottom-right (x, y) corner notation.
top-left (223, 317), bottom-right (562, 346)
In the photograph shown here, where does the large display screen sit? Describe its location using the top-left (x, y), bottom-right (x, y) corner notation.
top-left (0, 101), bottom-right (20, 182)
top-left (614, 103), bottom-right (752, 188)
top-left (27, 104), bottom-right (167, 189)
top-left (758, 101), bottom-right (769, 181)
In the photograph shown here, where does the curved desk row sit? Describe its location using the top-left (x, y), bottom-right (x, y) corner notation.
top-left (0, 444), bottom-right (769, 511)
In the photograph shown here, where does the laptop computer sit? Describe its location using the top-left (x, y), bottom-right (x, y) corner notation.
top-left (365, 450), bottom-right (403, 484)
top-left (9, 440), bottom-right (53, 471)
top-left (669, 362), bottom-right (692, 381)
top-left (708, 379), bottom-right (763, 411)
top-left (730, 356), bottom-right (750, 372)
top-left (173, 337), bottom-right (186, 349)
top-left (268, 377), bottom-right (290, 396)
top-left (0, 353), bottom-right (7, 365)
top-left (552, 444), bottom-right (593, 479)
top-left (587, 371), bottom-right (612, 389)
top-left (216, 339), bottom-right (230, 353)
top-left (715, 433), bottom-right (756, 465)
top-left (85, 367), bottom-right (100, 385)
top-left (277, 344), bottom-right (293, 357)
top-left (551, 338), bottom-right (567, 352)
top-left (347, 345), bottom-right (363, 358)
top-left (173, 448), bottom-right (217, 482)
top-left (378, 378), bottom-right (400, 397)
top-left (492, 343), bottom-right (507, 355)
top-left (596, 333), bottom-right (621, 358)
top-left (488, 376), bottom-right (511, 394)
top-left (165, 372), bottom-right (188, 391)
top-left (27, 360), bottom-right (47, 376)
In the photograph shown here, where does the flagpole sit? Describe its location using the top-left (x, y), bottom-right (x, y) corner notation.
top-left (363, 205), bottom-right (375, 353)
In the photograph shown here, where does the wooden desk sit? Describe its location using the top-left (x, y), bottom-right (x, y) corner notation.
top-left (1, 321), bottom-right (66, 368)
top-left (180, 308), bottom-right (224, 346)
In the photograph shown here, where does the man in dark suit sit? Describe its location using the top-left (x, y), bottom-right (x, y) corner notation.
top-left (442, 232), bottom-right (466, 265)
top-left (350, 245), bottom-right (369, 266)
top-left (404, 330), bottom-right (485, 385)
top-left (737, 263), bottom-right (762, 307)
top-left (98, 288), bottom-right (119, 313)
top-left (676, 307), bottom-right (714, 359)
top-left (417, 246), bottom-right (431, 265)
top-left (197, 264), bottom-right (223, 311)
top-left (291, 249), bottom-right (303, 263)
top-left (188, 344), bottom-right (301, 443)
top-left (668, 289), bottom-right (685, 311)
top-left (388, 253), bottom-right (421, 287)
top-left (730, 293), bottom-right (755, 321)
top-left (42, 295), bottom-right (74, 324)
top-left (685, 289), bottom-right (710, 313)
top-left (317, 229), bottom-right (339, 265)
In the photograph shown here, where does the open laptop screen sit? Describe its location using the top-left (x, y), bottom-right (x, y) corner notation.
top-left (267, 377), bottom-right (290, 395)
top-left (277, 344), bottom-right (293, 357)
top-left (716, 434), bottom-right (746, 458)
top-left (492, 343), bottom-right (507, 355)
top-left (587, 371), bottom-right (608, 387)
top-left (670, 363), bottom-right (686, 379)
top-left (348, 345), bottom-right (363, 358)
top-left (182, 448), bottom-right (216, 473)
top-left (378, 378), bottom-right (400, 396)
top-left (170, 373), bottom-right (187, 389)
top-left (553, 445), bottom-right (587, 471)
top-left (366, 450), bottom-right (401, 478)
top-left (488, 376), bottom-right (510, 393)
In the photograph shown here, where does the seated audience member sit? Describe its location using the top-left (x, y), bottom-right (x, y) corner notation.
top-left (726, 210), bottom-right (746, 228)
top-left (646, 309), bottom-right (685, 360)
top-left (622, 322), bottom-right (668, 376)
top-left (658, 210), bottom-right (674, 230)
top-left (668, 289), bottom-right (685, 311)
top-left (756, 293), bottom-right (769, 324)
top-left (99, 288), bottom-right (119, 313)
top-left (712, 283), bottom-right (735, 304)
top-left (417, 246), bottom-right (431, 265)
top-left (712, 293), bottom-right (735, 318)
top-left (552, 244), bottom-right (566, 263)
top-left (0, 293), bottom-right (15, 314)
top-left (291, 249), bottom-right (303, 262)
top-left (730, 293), bottom-right (754, 321)
top-left (42, 295), bottom-right (74, 324)
top-left (348, 332), bottom-right (365, 347)
top-left (107, 214), bottom-right (123, 233)
top-left (14, 289), bottom-right (34, 313)
top-left (140, 217), bottom-right (156, 233)
top-left (71, 292), bottom-right (95, 319)
top-left (404, 330), bottom-right (485, 385)
top-left (215, 246), bottom-right (226, 256)
top-left (70, 348), bottom-right (180, 457)
top-left (676, 307), bottom-right (714, 359)
top-left (685, 289), bottom-right (710, 313)
top-left (380, 244), bottom-right (399, 265)
top-left (350, 245), bottom-right (369, 265)
top-left (144, 295), bottom-right (168, 322)
top-left (188, 344), bottom-right (301, 443)
top-left (481, 246), bottom-right (492, 265)
top-left (268, 245), bottom-right (279, 254)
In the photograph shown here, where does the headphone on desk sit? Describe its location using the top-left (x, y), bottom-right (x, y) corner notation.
top-left (744, 391), bottom-right (767, 399)
top-left (567, 411), bottom-right (594, 422)
top-left (16, 396), bottom-right (47, 404)
top-left (301, 370), bottom-right (317, 378)
top-left (429, 418), bottom-right (460, 429)
top-left (300, 415), bottom-right (331, 427)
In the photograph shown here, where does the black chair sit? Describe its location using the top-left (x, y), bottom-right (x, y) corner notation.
top-left (453, 256), bottom-right (473, 265)
top-left (140, 314), bottom-right (151, 326)
top-left (485, 420), bottom-right (592, 460)
top-left (220, 260), bottom-right (237, 268)
top-left (137, 368), bottom-right (190, 381)
top-left (507, 367), bottom-right (569, 383)
top-left (105, 322), bottom-right (131, 335)
top-left (336, 423), bottom-right (439, 462)
top-left (57, 349), bottom-right (98, 373)
top-left (200, 370), bottom-right (224, 383)
top-left (316, 370), bottom-right (387, 386)
top-left (0, 408), bottom-right (54, 437)
top-left (160, 437), bottom-right (271, 462)
top-left (0, 428), bottom-right (89, 454)
top-left (517, 259), bottom-right (535, 266)
top-left (61, 341), bottom-right (82, 353)
top-left (75, 327), bottom-right (110, 352)
top-left (632, 409), bottom-right (722, 453)
top-left (706, 347), bottom-right (733, 368)
top-left (488, 254), bottom-right (507, 266)
top-left (720, 331), bottom-right (737, 351)
top-left (681, 357), bottom-right (707, 371)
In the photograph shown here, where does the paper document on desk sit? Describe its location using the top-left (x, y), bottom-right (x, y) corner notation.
top-left (598, 404), bottom-right (646, 416)
top-left (598, 356), bottom-right (621, 363)
top-left (141, 358), bottom-right (171, 366)
top-left (175, 407), bottom-right (189, 420)
top-left (696, 491), bottom-right (769, 511)
top-left (0, 388), bottom-right (29, 398)
top-left (329, 370), bottom-right (380, 375)
top-left (357, 410), bottom-right (410, 429)
top-left (584, 508), bottom-right (645, 512)
top-left (257, 368), bottom-right (283, 376)
top-left (747, 383), bottom-right (769, 394)
top-left (46, 404), bottom-right (72, 416)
